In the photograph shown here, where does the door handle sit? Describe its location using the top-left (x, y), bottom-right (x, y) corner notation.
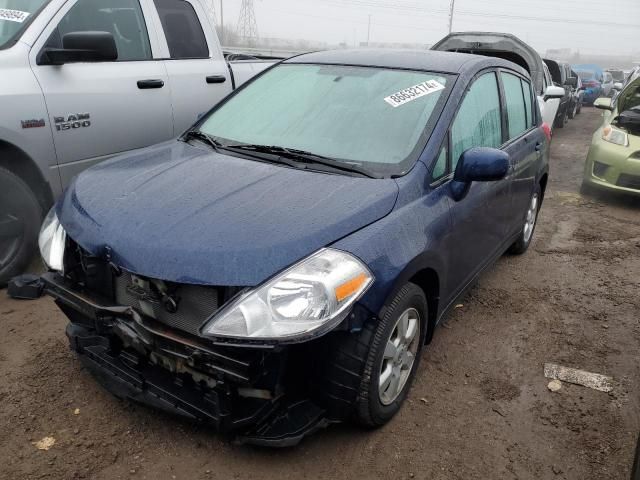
top-left (206, 75), bottom-right (227, 84)
top-left (137, 79), bottom-right (165, 89)
top-left (535, 142), bottom-right (542, 152)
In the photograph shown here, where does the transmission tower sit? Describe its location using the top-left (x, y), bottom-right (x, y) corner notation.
top-left (237, 0), bottom-right (259, 45)
top-left (206, 0), bottom-right (217, 26)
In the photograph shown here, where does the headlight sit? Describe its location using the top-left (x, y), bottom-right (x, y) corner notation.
top-left (602, 125), bottom-right (629, 147)
top-left (38, 208), bottom-right (66, 272)
top-left (201, 249), bottom-right (373, 342)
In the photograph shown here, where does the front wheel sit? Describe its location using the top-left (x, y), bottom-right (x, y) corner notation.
top-left (354, 283), bottom-right (427, 426)
top-left (0, 167), bottom-right (43, 286)
top-left (509, 185), bottom-right (541, 255)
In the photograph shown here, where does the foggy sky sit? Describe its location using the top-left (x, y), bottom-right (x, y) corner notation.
top-left (215, 0), bottom-right (639, 57)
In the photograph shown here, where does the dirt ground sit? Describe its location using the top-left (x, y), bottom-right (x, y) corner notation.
top-left (2, 108), bottom-right (640, 480)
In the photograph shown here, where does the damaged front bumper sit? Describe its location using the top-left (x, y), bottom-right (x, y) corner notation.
top-left (42, 272), bottom-right (334, 447)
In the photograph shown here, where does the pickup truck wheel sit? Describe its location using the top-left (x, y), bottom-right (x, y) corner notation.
top-left (508, 185), bottom-right (541, 255)
top-left (568, 101), bottom-right (578, 119)
top-left (0, 167), bottom-right (42, 287)
top-left (354, 283), bottom-right (427, 427)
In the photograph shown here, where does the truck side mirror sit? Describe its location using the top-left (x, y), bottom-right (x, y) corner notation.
top-left (543, 85), bottom-right (565, 101)
top-left (39, 31), bottom-right (118, 66)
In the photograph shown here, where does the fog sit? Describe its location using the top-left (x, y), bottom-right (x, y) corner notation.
top-left (214, 0), bottom-right (639, 60)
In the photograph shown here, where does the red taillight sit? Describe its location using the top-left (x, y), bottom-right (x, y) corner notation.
top-left (542, 122), bottom-right (552, 142)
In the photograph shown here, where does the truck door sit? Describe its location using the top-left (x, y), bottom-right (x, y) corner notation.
top-left (29, 0), bottom-right (174, 187)
top-left (150, 0), bottom-right (233, 134)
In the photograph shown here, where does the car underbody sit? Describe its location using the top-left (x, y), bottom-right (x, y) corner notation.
top-left (42, 241), bottom-right (375, 447)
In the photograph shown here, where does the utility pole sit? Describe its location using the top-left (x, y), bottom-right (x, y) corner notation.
top-left (367, 14), bottom-right (371, 46)
top-left (219, 0), bottom-right (224, 44)
top-left (447, 0), bottom-right (456, 34)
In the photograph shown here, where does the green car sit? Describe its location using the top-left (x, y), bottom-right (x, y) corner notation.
top-left (583, 74), bottom-right (640, 195)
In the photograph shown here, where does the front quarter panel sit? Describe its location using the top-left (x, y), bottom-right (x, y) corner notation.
top-left (333, 162), bottom-right (451, 317)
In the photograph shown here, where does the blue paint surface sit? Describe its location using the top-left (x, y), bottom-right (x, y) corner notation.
top-left (58, 140), bottom-right (399, 286)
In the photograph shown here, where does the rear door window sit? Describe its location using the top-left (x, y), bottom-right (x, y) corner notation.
top-left (521, 78), bottom-right (534, 128)
top-left (154, 0), bottom-right (208, 59)
top-left (501, 72), bottom-right (528, 139)
top-left (450, 72), bottom-right (502, 170)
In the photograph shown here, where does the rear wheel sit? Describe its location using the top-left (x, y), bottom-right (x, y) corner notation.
top-left (509, 184), bottom-right (541, 255)
top-left (0, 167), bottom-right (42, 287)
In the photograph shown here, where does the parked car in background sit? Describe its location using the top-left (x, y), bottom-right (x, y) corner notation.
top-left (602, 71), bottom-right (614, 97)
top-left (0, 0), bottom-right (278, 286)
top-left (583, 72), bottom-right (640, 195)
top-left (573, 64), bottom-right (605, 104)
top-left (543, 59), bottom-right (575, 128)
top-left (432, 32), bottom-right (565, 130)
top-left (607, 69), bottom-right (626, 84)
top-left (39, 49), bottom-right (550, 446)
top-left (569, 70), bottom-right (584, 118)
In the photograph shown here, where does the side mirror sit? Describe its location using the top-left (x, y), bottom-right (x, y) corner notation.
top-left (593, 97), bottom-right (613, 111)
top-left (614, 82), bottom-right (624, 90)
top-left (39, 31), bottom-right (117, 65)
top-left (543, 85), bottom-right (566, 101)
top-left (565, 77), bottom-right (578, 88)
top-left (450, 147), bottom-right (510, 201)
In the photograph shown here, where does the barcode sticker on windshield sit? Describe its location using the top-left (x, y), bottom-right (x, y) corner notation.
top-left (384, 80), bottom-right (445, 108)
top-left (0, 9), bottom-right (29, 23)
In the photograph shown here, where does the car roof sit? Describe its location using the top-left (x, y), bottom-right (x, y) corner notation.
top-left (284, 48), bottom-right (528, 76)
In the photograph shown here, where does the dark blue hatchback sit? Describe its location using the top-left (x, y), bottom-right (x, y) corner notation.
top-left (39, 49), bottom-right (549, 446)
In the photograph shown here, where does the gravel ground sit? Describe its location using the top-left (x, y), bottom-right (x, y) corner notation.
top-left (1, 107), bottom-right (640, 479)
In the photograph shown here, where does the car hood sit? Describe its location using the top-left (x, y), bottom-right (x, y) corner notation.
top-left (618, 76), bottom-right (640, 113)
top-left (57, 141), bottom-right (399, 286)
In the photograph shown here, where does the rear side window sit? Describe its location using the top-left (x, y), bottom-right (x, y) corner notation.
top-left (46, 0), bottom-right (152, 61)
top-left (501, 72), bottom-right (527, 139)
top-left (154, 0), bottom-right (208, 59)
top-left (451, 72), bottom-right (502, 169)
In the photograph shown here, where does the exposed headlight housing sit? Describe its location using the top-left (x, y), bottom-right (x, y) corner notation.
top-left (38, 208), bottom-right (66, 272)
top-left (602, 125), bottom-right (629, 147)
top-left (201, 249), bottom-right (373, 342)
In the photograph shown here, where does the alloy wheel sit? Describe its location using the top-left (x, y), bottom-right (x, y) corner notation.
top-left (379, 307), bottom-right (421, 405)
top-left (523, 192), bottom-right (539, 244)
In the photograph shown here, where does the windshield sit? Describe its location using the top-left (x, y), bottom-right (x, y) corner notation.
top-left (198, 64), bottom-right (452, 177)
top-left (608, 70), bottom-right (625, 81)
top-left (576, 70), bottom-right (595, 81)
top-left (0, 0), bottom-right (48, 48)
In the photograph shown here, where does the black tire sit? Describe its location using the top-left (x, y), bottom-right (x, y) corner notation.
top-left (321, 283), bottom-right (428, 427)
top-left (509, 184), bottom-right (542, 255)
top-left (0, 167), bottom-right (43, 287)
top-left (554, 108), bottom-right (567, 129)
top-left (576, 100), bottom-right (582, 115)
top-left (568, 101), bottom-right (577, 120)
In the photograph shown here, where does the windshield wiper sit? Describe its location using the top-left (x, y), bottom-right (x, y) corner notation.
top-left (182, 130), bottom-right (222, 151)
top-left (223, 144), bottom-right (379, 179)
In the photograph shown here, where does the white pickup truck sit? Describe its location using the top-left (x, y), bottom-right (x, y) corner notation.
top-left (0, 0), bottom-right (277, 284)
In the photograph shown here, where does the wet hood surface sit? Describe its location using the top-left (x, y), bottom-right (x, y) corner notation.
top-left (58, 141), bottom-right (399, 286)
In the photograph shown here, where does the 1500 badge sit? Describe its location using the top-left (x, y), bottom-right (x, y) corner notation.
top-left (54, 113), bottom-right (91, 131)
